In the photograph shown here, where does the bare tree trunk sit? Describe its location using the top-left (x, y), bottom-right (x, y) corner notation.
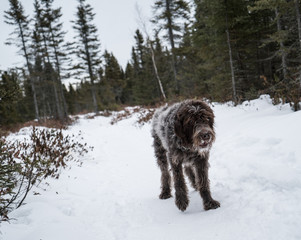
top-left (90, 84), bottom-right (98, 113)
top-left (52, 55), bottom-right (68, 119)
top-left (275, 7), bottom-right (287, 79)
top-left (148, 39), bottom-right (167, 100)
top-left (53, 76), bottom-right (63, 119)
top-left (18, 22), bottom-right (40, 120)
top-left (225, 0), bottom-right (237, 104)
top-left (42, 34), bottom-right (63, 120)
top-left (84, 38), bottom-right (98, 113)
top-left (49, 26), bottom-right (68, 119)
top-left (135, 4), bottom-right (167, 100)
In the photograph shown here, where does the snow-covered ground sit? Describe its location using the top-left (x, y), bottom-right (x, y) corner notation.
top-left (1, 95), bottom-right (301, 240)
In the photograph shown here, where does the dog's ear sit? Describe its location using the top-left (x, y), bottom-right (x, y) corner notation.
top-left (199, 108), bottom-right (214, 129)
top-left (174, 107), bottom-right (193, 147)
top-left (207, 110), bottom-right (214, 129)
top-left (174, 112), bottom-right (185, 140)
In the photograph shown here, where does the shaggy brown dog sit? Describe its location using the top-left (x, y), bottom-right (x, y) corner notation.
top-left (151, 100), bottom-right (220, 211)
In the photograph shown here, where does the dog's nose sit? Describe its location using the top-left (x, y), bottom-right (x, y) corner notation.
top-left (201, 133), bottom-right (210, 141)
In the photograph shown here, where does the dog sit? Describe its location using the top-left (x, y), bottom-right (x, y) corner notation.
top-left (151, 100), bottom-right (220, 211)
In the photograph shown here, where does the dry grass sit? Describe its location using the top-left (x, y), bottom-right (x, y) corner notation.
top-left (0, 118), bottom-right (73, 137)
top-left (110, 106), bottom-right (156, 125)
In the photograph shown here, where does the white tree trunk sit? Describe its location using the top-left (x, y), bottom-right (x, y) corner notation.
top-left (136, 5), bottom-right (167, 100)
top-left (148, 39), bottom-right (167, 100)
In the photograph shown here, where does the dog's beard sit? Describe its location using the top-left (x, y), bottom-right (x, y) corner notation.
top-left (192, 137), bottom-right (212, 155)
top-left (197, 145), bottom-right (211, 156)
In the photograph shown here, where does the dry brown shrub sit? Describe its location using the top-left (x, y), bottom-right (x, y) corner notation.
top-left (110, 106), bottom-right (156, 125)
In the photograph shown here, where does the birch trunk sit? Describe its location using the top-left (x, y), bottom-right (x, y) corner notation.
top-left (148, 39), bottom-right (167, 100)
top-left (135, 5), bottom-right (167, 101)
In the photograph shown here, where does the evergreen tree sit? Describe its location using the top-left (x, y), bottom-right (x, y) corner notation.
top-left (152, 0), bottom-right (190, 94)
top-left (0, 71), bottom-right (26, 126)
top-left (72, 0), bottom-right (102, 113)
top-left (192, 0), bottom-right (263, 102)
top-left (41, 0), bottom-right (68, 119)
top-left (123, 62), bottom-right (135, 104)
top-left (65, 84), bottom-right (77, 115)
top-left (32, 0), bottom-right (68, 120)
top-left (192, 0), bottom-right (232, 101)
top-left (4, 0), bottom-right (39, 120)
top-left (250, 0), bottom-right (300, 108)
top-left (102, 51), bottom-right (125, 104)
top-left (177, 24), bottom-right (205, 98)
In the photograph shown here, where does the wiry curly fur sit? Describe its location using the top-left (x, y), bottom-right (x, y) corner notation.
top-left (151, 100), bottom-right (220, 212)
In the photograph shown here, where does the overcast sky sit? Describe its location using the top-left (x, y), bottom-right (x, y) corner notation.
top-left (0, 0), bottom-right (154, 71)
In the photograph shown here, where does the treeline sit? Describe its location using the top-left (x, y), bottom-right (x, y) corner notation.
top-left (1, 0), bottom-right (301, 127)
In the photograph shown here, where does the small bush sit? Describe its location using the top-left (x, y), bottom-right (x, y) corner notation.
top-left (110, 107), bottom-right (155, 125)
top-left (0, 127), bottom-right (89, 222)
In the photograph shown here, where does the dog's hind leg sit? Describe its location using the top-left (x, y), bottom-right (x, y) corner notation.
top-left (153, 134), bottom-right (172, 199)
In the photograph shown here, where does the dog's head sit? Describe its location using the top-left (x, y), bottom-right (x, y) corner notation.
top-left (174, 100), bottom-right (215, 153)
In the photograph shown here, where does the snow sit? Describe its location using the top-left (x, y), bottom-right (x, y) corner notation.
top-left (1, 95), bottom-right (301, 240)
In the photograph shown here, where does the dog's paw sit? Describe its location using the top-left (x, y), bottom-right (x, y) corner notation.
top-left (203, 199), bottom-right (220, 210)
top-left (159, 192), bottom-right (172, 199)
top-left (175, 195), bottom-right (189, 212)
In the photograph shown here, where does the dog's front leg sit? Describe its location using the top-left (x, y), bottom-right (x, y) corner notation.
top-left (170, 155), bottom-right (189, 211)
top-left (194, 156), bottom-right (220, 211)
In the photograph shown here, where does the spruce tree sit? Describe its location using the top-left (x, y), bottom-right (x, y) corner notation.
top-left (152, 0), bottom-right (190, 94)
top-left (0, 71), bottom-right (25, 126)
top-left (32, 0), bottom-right (69, 120)
top-left (123, 62), bottom-right (135, 104)
top-left (72, 0), bottom-right (102, 113)
top-left (177, 24), bottom-right (205, 98)
top-left (192, 0), bottom-right (262, 102)
top-left (40, 0), bottom-right (68, 119)
top-left (192, 0), bottom-right (232, 101)
top-left (103, 51), bottom-right (125, 104)
top-left (32, 0), bottom-right (60, 120)
top-left (250, 0), bottom-right (300, 108)
top-left (4, 0), bottom-right (39, 120)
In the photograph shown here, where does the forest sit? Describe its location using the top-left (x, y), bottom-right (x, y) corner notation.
top-left (1, 0), bottom-right (301, 128)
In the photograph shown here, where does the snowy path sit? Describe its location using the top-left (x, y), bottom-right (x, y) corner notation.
top-left (1, 96), bottom-right (301, 240)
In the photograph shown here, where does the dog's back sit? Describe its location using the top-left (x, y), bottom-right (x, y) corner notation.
top-left (151, 102), bottom-right (181, 151)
